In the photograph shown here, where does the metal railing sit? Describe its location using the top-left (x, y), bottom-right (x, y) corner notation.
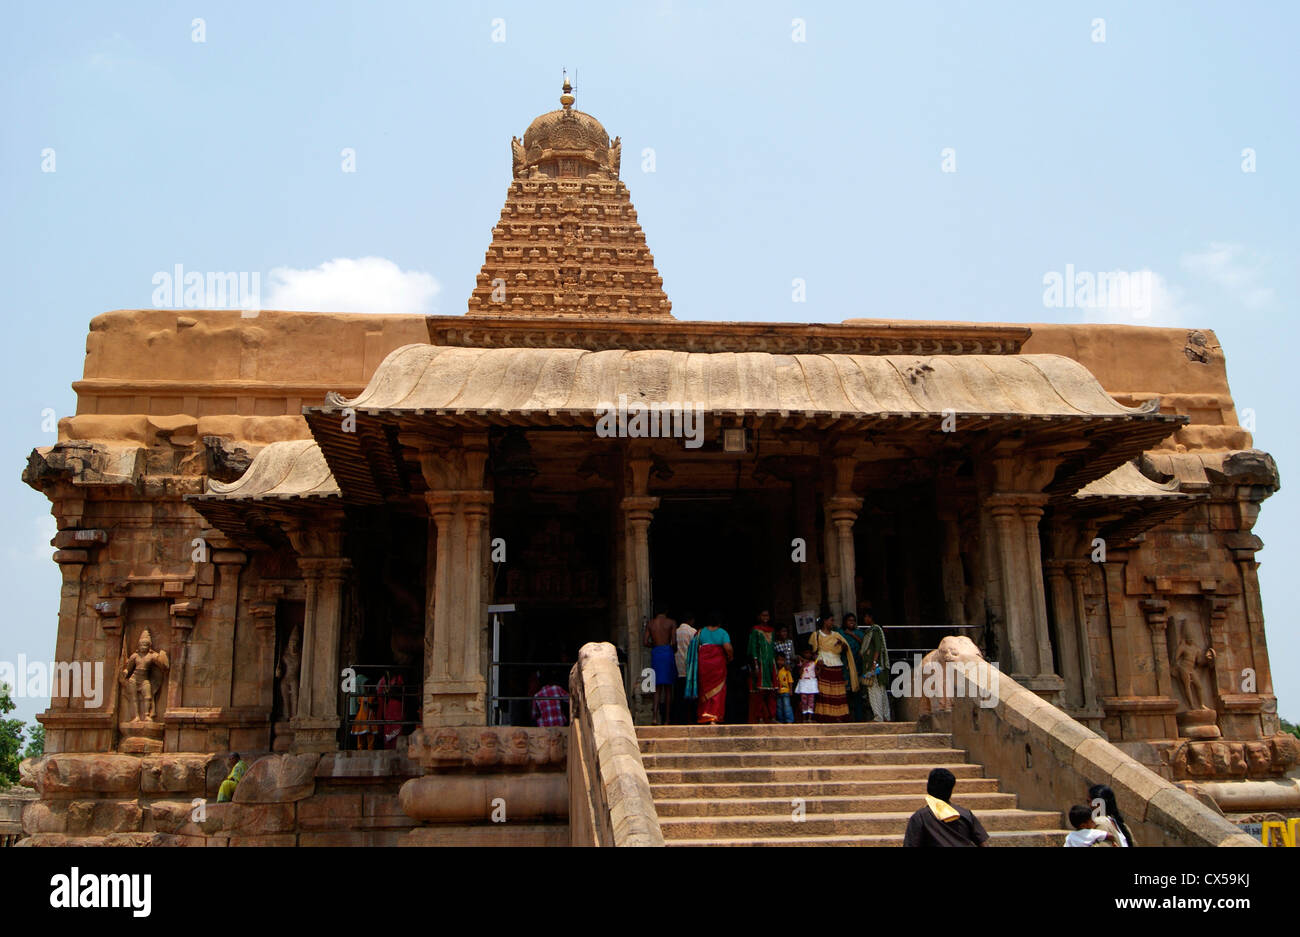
top-left (340, 663), bottom-right (420, 750)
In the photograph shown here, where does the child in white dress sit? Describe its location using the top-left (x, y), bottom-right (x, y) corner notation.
top-left (795, 648), bottom-right (819, 723)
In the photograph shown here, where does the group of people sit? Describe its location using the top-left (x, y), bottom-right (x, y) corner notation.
top-left (904, 768), bottom-right (1138, 848)
top-left (645, 608), bottom-right (892, 727)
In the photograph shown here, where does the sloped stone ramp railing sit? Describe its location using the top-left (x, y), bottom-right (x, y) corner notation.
top-left (567, 642), bottom-right (664, 846)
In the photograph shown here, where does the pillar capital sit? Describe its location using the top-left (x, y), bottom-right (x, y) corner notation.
top-left (621, 495), bottom-right (660, 523)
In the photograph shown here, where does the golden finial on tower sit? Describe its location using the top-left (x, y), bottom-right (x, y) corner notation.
top-left (561, 68), bottom-right (575, 110)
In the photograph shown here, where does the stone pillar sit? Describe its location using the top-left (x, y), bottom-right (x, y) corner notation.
top-left (402, 430), bottom-right (494, 730)
top-left (985, 493), bottom-right (1063, 701)
top-left (823, 454), bottom-right (860, 621)
top-left (424, 490), bottom-right (493, 728)
top-left (1066, 562), bottom-right (1101, 714)
top-left (620, 453), bottom-right (659, 712)
top-left (209, 549), bottom-right (247, 709)
top-left (1139, 598), bottom-right (1173, 699)
top-left (939, 511), bottom-right (967, 626)
top-left (987, 496), bottom-right (1032, 676)
top-left (1018, 498), bottom-right (1056, 681)
top-left (1045, 560), bottom-right (1082, 708)
top-left (292, 556), bottom-right (350, 752)
top-left (826, 496), bottom-right (863, 620)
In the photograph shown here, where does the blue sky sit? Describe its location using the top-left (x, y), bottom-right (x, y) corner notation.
top-left (1, 1), bottom-right (1296, 729)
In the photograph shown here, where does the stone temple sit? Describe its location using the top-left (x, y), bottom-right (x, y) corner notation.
top-left (12, 81), bottom-right (1296, 846)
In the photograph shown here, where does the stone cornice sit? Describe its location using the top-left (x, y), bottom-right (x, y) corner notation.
top-left (427, 316), bottom-right (1031, 356)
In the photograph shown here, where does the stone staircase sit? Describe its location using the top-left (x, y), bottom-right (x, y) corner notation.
top-left (637, 721), bottom-right (1069, 846)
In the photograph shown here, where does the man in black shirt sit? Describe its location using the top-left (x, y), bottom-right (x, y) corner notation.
top-left (903, 767), bottom-right (990, 847)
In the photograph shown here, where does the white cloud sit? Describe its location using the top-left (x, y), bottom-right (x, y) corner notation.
top-left (263, 257), bottom-right (440, 315)
top-left (1180, 243), bottom-right (1275, 309)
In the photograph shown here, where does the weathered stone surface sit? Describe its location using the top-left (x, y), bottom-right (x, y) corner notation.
top-left (30, 754), bottom-right (141, 797)
top-left (232, 753), bottom-right (318, 803)
top-left (22, 801), bottom-right (67, 835)
top-left (141, 753), bottom-right (216, 795)
top-left (1146, 787), bottom-right (1243, 847)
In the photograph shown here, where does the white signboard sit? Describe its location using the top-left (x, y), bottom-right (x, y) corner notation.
top-left (794, 609), bottom-right (817, 635)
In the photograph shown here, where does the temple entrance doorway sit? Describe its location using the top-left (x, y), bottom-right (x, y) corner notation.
top-left (489, 489), bottom-right (613, 725)
top-left (649, 491), bottom-right (795, 724)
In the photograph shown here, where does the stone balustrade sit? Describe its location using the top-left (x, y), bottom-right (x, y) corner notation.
top-left (567, 642), bottom-right (663, 846)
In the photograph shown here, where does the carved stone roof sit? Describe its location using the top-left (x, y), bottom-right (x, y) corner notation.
top-left (302, 345), bottom-right (1184, 505)
top-left (327, 344), bottom-right (1165, 418)
top-left (186, 439), bottom-right (340, 547)
top-left (1074, 460), bottom-right (1188, 500)
top-left (196, 439), bottom-right (338, 500)
top-left (1067, 459), bottom-right (1203, 542)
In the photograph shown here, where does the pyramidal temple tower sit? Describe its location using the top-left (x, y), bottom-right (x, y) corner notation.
top-left (467, 78), bottom-right (672, 319)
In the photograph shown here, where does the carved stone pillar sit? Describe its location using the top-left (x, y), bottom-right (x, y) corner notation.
top-left (987, 496), bottom-right (1032, 676)
top-left (424, 490), bottom-right (493, 728)
top-left (621, 495), bottom-right (659, 700)
top-left (826, 496), bottom-right (863, 621)
top-left (209, 549), bottom-right (247, 709)
top-left (822, 454), bottom-right (860, 621)
top-left (938, 510), bottom-right (967, 626)
top-left (1017, 499), bottom-right (1056, 679)
top-left (1139, 598), bottom-right (1172, 699)
top-left (292, 556), bottom-right (349, 751)
top-left (1066, 562), bottom-right (1101, 714)
top-left (1098, 551), bottom-right (1137, 700)
top-left (403, 430), bottom-right (494, 730)
top-left (1045, 560), bottom-right (1082, 708)
top-left (285, 520), bottom-right (348, 752)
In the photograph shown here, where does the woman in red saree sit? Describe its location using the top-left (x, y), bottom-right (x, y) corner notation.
top-left (685, 619), bottom-right (734, 725)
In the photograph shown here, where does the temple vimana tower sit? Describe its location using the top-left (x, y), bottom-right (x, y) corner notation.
top-left (13, 80), bottom-right (1296, 847)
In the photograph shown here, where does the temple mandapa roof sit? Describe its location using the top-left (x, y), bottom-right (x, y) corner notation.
top-left (321, 345), bottom-right (1167, 419)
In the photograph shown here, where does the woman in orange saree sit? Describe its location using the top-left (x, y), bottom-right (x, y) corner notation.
top-left (685, 619), bottom-right (734, 725)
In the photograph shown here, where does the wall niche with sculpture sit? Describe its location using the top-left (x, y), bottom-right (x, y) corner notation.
top-left (272, 599), bottom-right (304, 752)
top-left (116, 600), bottom-right (171, 754)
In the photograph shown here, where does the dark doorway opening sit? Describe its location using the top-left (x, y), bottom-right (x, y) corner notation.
top-left (649, 491), bottom-right (790, 724)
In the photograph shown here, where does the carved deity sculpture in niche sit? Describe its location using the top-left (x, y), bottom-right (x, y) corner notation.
top-left (1172, 617), bottom-right (1216, 713)
top-left (276, 628), bottom-right (301, 721)
top-left (120, 629), bottom-right (169, 722)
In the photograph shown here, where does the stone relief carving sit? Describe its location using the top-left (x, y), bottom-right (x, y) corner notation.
top-left (120, 629), bottom-right (169, 723)
top-left (276, 627), bottom-right (301, 721)
top-left (408, 726), bottom-right (567, 769)
top-left (1172, 617), bottom-right (1216, 713)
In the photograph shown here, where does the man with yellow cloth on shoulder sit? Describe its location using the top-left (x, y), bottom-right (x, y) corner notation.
top-left (902, 768), bottom-right (989, 847)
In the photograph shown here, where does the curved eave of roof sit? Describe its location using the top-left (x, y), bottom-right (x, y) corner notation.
top-left (189, 439), bottom-right (341, 502)
top-left (1074, 461), bottom-right (1192, 501)
top-left (317, 345), bottom-right (1171, 420)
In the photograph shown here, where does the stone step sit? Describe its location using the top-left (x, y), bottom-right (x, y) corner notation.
top-left (652, 792), bottom-right (1021, 817)
top-left (664, 830), bottom-right (1071, 847)
top-left (637, 722), bottom-right (918, 739)
top-left (639, 733), bottom-right (952, 754)
top-left (645, 777), bottom-right (1003, 800)
top-left (644, 762), bottom-right (985, 785)
top-left (640, 747), bottom-right (968, 769)
top-left (656, 808), bottom-right (1064, 840)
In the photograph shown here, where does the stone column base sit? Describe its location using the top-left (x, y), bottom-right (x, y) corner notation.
top-left (290, 717), bottom-right (339, 753)
top-left (1014, 673), bottom-right (1065, 705)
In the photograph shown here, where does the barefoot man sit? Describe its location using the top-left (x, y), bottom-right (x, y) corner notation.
top-left (643, 608), bottom-right (677, 725)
